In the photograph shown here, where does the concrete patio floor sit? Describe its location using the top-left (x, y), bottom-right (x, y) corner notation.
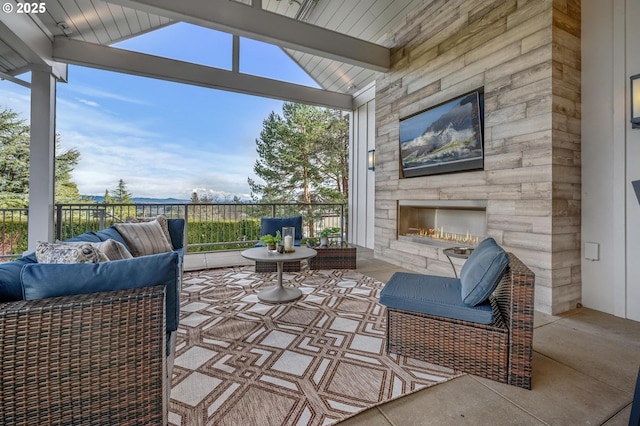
top-left (183, 248), bottom-right (640, 425)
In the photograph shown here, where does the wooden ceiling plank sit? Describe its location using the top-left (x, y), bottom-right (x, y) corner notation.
top-left (121, 6), bottom-right (142, 35)
top-left (106, 3), bottom-right (134, 37)
top-left (57, 0), bottom-right (95, 42)
top-left (135, 10), bottom-right (152, 32)
top-left (91, 0), bottom-right (123, 41)
top-left (334, 0), bottom-right (369, 35)
top-left (312, 0), bottom-right (344, 29)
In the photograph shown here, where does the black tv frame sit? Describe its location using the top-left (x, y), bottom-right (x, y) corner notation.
top-left (399, 90), bottom-right (484, 178)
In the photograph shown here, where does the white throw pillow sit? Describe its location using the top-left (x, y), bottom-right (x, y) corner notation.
top-left (36, 241), bottom-right (108, 264)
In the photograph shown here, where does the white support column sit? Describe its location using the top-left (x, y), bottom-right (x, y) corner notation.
top-left (28, 68), bottom-right (56, 249)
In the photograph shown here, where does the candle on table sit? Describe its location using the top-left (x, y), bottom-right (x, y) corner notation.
top-left (284, 235), bottom-right (293, 252)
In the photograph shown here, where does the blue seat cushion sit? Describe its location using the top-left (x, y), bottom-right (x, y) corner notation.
top-left (379, 272), bottom-right (495, 324)
top-left (460, 237), bottom-right (509, 306)
top-left (260, 216), bottom-right (303, 240)
top-left (65, 231), bottom-right (102, 243)
top-left (21, 251), bottom-right (181, 332)
top-left (0, 252), bottom-right (37, 302)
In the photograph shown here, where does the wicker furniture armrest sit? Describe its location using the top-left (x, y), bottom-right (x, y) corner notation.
top-left (495, 252), bottom-right (536, 389)
top-left (0, 285), bottom-right (167, 425)
top-left (384, 252), bottom-right (535, 389)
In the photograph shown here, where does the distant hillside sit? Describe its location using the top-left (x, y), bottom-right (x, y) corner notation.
top-left (85, 196), bottom-right (190, 204)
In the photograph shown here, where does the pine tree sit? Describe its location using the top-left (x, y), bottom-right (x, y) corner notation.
top-left (103, 189), bottom-right (113, 204)
top-left (112, 179), bottom-right (132, 203)
top-left (248, 103), bottom-right (349, 204)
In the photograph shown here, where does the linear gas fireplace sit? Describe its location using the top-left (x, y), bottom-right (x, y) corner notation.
top-left (397, 200), bottom-right (487, 247)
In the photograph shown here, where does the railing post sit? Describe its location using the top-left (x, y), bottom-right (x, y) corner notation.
top-left (341, 204), bottom-right (345, 244)
top-left (183, 204), bottom-right (189, 252)
top-left (55, 204), bottom-right (62, 241)
top-left (99, 209), bottom-right (106, 230)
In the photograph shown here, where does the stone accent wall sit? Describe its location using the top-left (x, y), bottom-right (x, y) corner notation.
top-left (374, 0), bottom-right (581, 314)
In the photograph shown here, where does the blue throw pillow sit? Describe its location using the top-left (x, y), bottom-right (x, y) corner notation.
top-left (261, 216), bottom-right (303, 240)
top-left (167, 219), bottom-right (185, 249)
top-left (460, 237), bottom-right (509, 306)
top-left (21, 251), bottom-right (180, 332)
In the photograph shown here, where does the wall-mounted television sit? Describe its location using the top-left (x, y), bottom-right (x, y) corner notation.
top-left (399, 90), bottom-right (484, 178)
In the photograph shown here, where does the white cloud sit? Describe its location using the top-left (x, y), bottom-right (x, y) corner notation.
top-left (0, 87), bottom-right (31, 118)
top-left (59, 122), bottom-right (258, 199)
top-left (63, 84), bottom-right (148, 105)
top-left (0, 79), bottom-right (263, 201)
top-left (78, 98), bottom-right (99, 107)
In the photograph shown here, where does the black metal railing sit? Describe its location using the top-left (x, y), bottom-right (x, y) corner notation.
top-left (0, 208), bottom-right (28, 259)
top-left (54, 203), bottom-right (345, 252)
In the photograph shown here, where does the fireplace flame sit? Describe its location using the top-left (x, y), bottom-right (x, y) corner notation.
top-left (411, 226), bottom-right (481, 245)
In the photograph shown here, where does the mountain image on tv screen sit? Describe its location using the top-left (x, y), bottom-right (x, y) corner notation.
top-left (399, 92), bottom-right (483, 175)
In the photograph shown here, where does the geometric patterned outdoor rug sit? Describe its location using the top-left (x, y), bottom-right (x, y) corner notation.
top-left (169, 267), bottom-right (460, 426)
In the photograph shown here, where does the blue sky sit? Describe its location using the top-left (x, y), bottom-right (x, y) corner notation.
top-left (0, 23), bottom-right (319, 200)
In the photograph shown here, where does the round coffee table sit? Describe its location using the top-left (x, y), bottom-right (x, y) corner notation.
top-left (241, 246), bottom-right (317, 303)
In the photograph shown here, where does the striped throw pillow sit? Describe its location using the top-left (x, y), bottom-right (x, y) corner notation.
top-left (126, 215), bottom-right (173, 249)
top-left (114, 219), bottom-right (173, 257)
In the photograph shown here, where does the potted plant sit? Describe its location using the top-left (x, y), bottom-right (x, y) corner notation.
top-left (319, 227), bottom-right (340, 247)
top-left (260, 231), bottom-right (281, 251)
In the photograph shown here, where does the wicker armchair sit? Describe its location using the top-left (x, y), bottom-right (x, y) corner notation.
top-left (0, 285), bottom-right (169, 425)
top-left (384, 253), bottom-right (535, 389)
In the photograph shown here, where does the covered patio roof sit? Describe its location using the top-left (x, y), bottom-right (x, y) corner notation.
top-left (1, 0), bottom-right (423, 108)
top-left (0, 0), bottom-right (422, 248)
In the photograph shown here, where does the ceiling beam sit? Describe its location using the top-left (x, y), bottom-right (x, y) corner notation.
top-left (53, 37), bottom-right (353, 110)
top-left (0, 12), bottom-right (67, 80)
top-left (106, 0), bottom-right (390, 72)
top-left (0, 70), bottom-right (30, 88)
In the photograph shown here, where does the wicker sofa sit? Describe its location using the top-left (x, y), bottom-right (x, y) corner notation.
top-left (380, 244), bottom-right (535, 389)
top-left (0, 218), bottom-right (184, 424)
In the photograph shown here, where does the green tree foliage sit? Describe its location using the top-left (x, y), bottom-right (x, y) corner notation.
top-left (111, 179), bottom-right (132, 203)
top-left (0, 108), bottom-right (83, 207)
top-left (55, 148), bottom-right (82, 203)
top-left (248, 103), bottom-right (349, 204)
top-left (0, 109), bottom-right (30, 206)
top-left (103, 189), bottom-right (114, 204)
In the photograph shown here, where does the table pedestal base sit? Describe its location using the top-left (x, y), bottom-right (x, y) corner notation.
top-left (257, 286), bottom-right (302, 303)
top-left (241, 247), bottom-right (316, 304)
